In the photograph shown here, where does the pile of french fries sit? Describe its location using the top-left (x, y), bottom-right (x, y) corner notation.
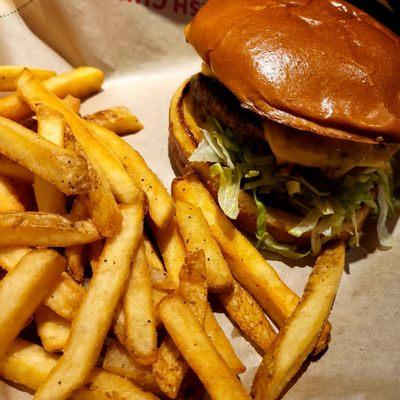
top-left (0, 65), bottom-right (346, 400)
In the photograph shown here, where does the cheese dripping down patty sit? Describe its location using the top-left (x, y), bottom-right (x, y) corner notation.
top-left (263, 120), bottom-right (400, 178)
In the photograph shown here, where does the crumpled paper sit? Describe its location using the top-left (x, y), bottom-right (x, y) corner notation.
top-left (0, 1), bottom-right (399, 399)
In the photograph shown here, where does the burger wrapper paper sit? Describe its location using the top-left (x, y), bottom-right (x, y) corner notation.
top-left (0, 1), bottom-right (398, 399)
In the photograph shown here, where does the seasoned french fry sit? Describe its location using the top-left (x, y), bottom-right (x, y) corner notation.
top-left (0, 212), bottom-right (100, 247)
top-left (35, 306), bottom-right (71, 353)
top-left (103, 340), bottom-right (160, 394)
top-left (34, 105), bottom-right (66, 214)
top-left (0, 66), bottom-right (55, 91)
top-left (158, 294), bottom-right (250, 400)
top-left (17, 71), bottom-right (134, 235)
top-left (204, 305), bottom-right (245, 375)
top-left (85, 106), bottom-right (143, 135)
top-left (63, 95), bottom-right (81, 113)
top-left (0, 116), bottom-right (89, 195)
top-left (0, 154), bottom-right (33, 183)
top-left (152, 337), bottom-right (189, 399)
top-left (175, 200), bottom-right (233, 292)
top-left (179, 250), bottom-right (208, 326)
top-left (0, 339), bottom-right (159, 400)
top-left (1, 250), bottom-right (85, 321)
top-left (0, 249), bottom-right (66, 360)
top-left (66, 196), bottom-right (90, 283)
top-left (124, 239), bottom-right (158, 365)
top-left (150, 218), bottom-right (186, 289)
top-left (251, 242), bottom-right (345, 400)
top-left (0, 67), bottom-right (104, 121)
top-left (35, 203), bottom-right (144, 400)
top-left (87, 121), bottom-right (175, 228)
top-left (171, 174), bottom-right (331, 352)
top-left (88, 239), bottom-right (104, 274)
top-left (143, 234), bottom-right (164, 272)
top-left (0, 174), bottom-right (25, 212)
top-left (220, 280), bottom-right (276, 352)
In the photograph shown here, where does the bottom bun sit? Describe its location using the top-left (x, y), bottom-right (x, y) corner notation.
top-left (169, 78), bottom-right (371, 246)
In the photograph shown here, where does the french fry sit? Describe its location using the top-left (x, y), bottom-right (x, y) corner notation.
top-left (220, 280), bottom-right (276, 352)
top-left (35, 203), bottom-right (144, 400)
top-left (0, 174), bottom-right (25, 212)
top-left (0, 249), bottom-right (66, 360)
top-left (0, 66), bottom-right (55, 91)
top-left (0, 116), bottom-right (89, 195)
top-left (1, 249), bottom-right (85, 321)
top-left (88, 239), bottom-right (104, 274)
top-left (179, 250), bottom-right (208, 326)
top-left (158, 294), bottom-right (250, 400)
top-left (175, 200), bottom-right (233, 293)
top-left (0, 154), bottom-right (33, 183)
top-left (0, 339), bottom-right (159, 400)
top-left (204, 305), bottom-right (245, 375)
top-left (154, 250), bottom-right (209, 397)
top-left (17, 71), bottom-right (135, 235)
top-left (150, 218), bottom-right (186, 289)
top-left (0, 246), bottom-right (31, 270)
top-left (152, 337), bottom-right (189, 399)
top-left (35, 306), bottom-right (71, 353)
top-left (85, 106), bottom-right (143, 135)
top-left (103, 340), bottom-right (160, 394)
top-left (251, 242), bottom-right (345, 400)
top-left (63, 95), bottom-right (81, 113)
top-left (171, 174), bottom-right (331, 352)
top-left (0, 67), bottom-right (104, 121)
top-left (124, 239), bottom-right (158, 365)
top-left (87, 121), bottom-right (175, 228)
top-left (0, 212), bottom-right (100, 247)
top-left (34, 105), bottom-right (66, 214)
top-left (18, 71), bottom-right (139, 205)
top-left (66, 197), bottom-right (90, 283)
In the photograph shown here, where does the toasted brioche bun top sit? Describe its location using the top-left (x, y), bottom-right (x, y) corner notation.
top-left (186, 0), bottom-right (400, 143)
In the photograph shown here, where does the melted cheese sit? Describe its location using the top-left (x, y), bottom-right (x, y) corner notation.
top-left (263, 121), bottom-right (399, 177)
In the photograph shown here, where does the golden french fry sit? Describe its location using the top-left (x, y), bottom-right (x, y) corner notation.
top-left (124, 239), bottom-right (158, 365)
top-left (35, 203), bottom-right (144, 400)
top-left (66, 196), bottom-right (90, 283)
top-left (1, 249), bottom-right (85, 321)
top-left (204, 305), bottom-right (245, 375)
top-left (63, 95), bottom-right (81, 113)
top-left (0, 66), bottom-right (55, 91)
top-left (88, 239), bottom-right (104, 274)
top-left (0, 246), bottom-right (31, 270)
top-left (171, 174), bottom-right (332, 348)
top-left (150, 218), bottom-right (186, 289)
top-left (143, 234), bottom-right (164, 272)
top-left (0, 116), bottom-right (89, 195)
top-left (0, 249), bottom-right (66, 360)
top-left (252, 242), bottom-right (345, 400)
top-left (0, 67), bottom-right (104, 121)
top-left (0, 154), bottom-right (33, 183)
top-left (0, 174), bottom-right (25, 212)
top-left (220, 280), bottom-right (276, 352)
top-left (0, 212), bottom-right (100, 247)
top-left (17, 70), bottom-right (133, 235)
top-left (158, 294), bottom-right (250, 400)
top-left (17, 70), bottom-right (139, 205)
top-left (103, 340), bottom-right (160, 394)
top-left (179, 250), bottom-right (208, 326)
top-left (175, 200), bottom-right (233, 293)
top-left (87, 121), bottom-right (175, 228)
top-left (85, 106), bottom-right (143, 135)
top-left (34, 105), bottom-right (66, 214)
top-left (0, 339), bottom-right (159, 400)
top-left (152, 336), bottom-right (189, 399)
top-left (35, 306), bottom-right (71, 353)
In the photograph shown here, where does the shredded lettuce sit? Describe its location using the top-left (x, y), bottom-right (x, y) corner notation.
top-left (189, 114), bottom-right (399, 257)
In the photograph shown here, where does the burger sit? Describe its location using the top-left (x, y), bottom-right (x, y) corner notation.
top-left (169, 0), bottom-right (400, 258)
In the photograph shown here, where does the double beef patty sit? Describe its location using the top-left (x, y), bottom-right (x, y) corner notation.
top-left (190, 73), bottom-right (264, 140)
